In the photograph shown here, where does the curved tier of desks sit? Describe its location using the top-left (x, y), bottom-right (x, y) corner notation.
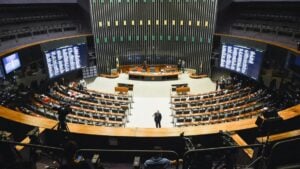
top-left (1, 105), bottom-right (299, 138)
top-left (278, 104), bottom-right (300, 120)
top-left (256, 129), bottom-right (300, 143)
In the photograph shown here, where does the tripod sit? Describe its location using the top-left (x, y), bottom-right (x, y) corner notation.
top-left (246, 133), bottom-right (270, 169)
top-left (55, 121), bottom-right (69, 132)
top-left (247, 113), bottom-right (283, 169)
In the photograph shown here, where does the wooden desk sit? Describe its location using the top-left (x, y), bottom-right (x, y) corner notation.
top-left (118, 83), bottom-right (134, 91)
top-left (115, 87), bottom-right (129, 94)
top-left (0, 106), bottom-right (57, 129)
top-left (0, 105), bottom-right (298, 137)
top-left (176, 87), bottom-right (190, 95)
top-left (171, 84), bottom-right (188, 92)
top-left (128, 71), bottom-right (179, 81)
top-left (120, 64), bottom-right (178, 73)
top-left (230, 133), bottom-right (254, 158)
top-left (16, 128), bottom-right (46, 151)
top-left (189, 74), bottom-right (208, 79)
top-left (256, 129), bottom-right (300, 143)
top-left (278, 104), bottom-right (300, 120)
top-left (0, 106), bottom-right (257, 137)
top-left (99, 73), bottom-right (119, 78)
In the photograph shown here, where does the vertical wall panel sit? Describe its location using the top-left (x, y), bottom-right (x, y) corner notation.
top-left (89, 0), bottom-right (217, 74)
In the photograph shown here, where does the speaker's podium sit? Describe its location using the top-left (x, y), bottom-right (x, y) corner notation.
top-left (115, 86), bottom-right (129, 94)
top-left (176, 86), bottom-right (190, 95)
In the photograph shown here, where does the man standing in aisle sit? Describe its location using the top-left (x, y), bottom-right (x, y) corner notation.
top-left (153, 110), bottom-right (162, 128)
top-left (177, 59), bottom-right (182, 71)
top-left (181, 60), bottom-right (186, 73)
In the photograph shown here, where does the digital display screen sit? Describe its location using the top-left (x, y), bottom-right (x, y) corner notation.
top-left (44, 43), bottom-right (88, 78)
top-left (220, 43), bottom-right (264, 80)
top-left (289, 54), bottom-right (300, 73)
top-left (294, 56), bottom-right (300, 66)
top-left (82, 66), bottom-right (97, 79)
top-left (2, 53), bottom-right (21, 74)
top-left (0, 61), bottom-right (4, 79)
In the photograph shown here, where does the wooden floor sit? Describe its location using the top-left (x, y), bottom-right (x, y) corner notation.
top-left (0, 104), bottom-right (299, 137)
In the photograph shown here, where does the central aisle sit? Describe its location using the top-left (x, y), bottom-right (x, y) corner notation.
top-left (86, 73), bottom-right (216, 128)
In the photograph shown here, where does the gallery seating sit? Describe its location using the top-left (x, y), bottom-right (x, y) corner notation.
top-left (217, 2), bottom-right (300, 49)
top-left (0, 4), bottom-right (87, 47)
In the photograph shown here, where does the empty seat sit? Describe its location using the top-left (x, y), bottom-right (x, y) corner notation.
top-left (211, 115), bottom-right (218, 120)
top-left (183, 111), bottom-right (190, 115)
top-left (200, 109), bottom-right (206, 113)
top-left (192, 109), bottom-right (199, 114)
top-left (177, 118), bottom-right (184, 123)
top-left (189, 97), bottom-right (195, 101)
top-left (185, 118), bottom-right (192, 123)
top-left (214, 106), bottom-right (220, 111)
top-left (175, 111), bottom-right (183, 115)
top-left (116, 117), bottom-right (123, 122)
top-left (202, 116), bottom-right (209, 121)
top-left (174, 98), bottom-right (180, 102)
top-left (190, 103), bottom-right (197, 107)
top-left (182, 104), bottom-right (188, 108)
top-left (194, 117), bottom-right (202, 122)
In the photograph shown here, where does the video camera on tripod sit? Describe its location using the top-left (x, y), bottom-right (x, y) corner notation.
top-left (53, 103), bottom-right (72, 131)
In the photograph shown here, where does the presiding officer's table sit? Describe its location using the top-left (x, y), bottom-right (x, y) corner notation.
top-left (128, 71), bottom-right (180, 81)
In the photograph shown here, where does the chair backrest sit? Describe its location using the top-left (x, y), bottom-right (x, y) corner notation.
top-left (267, 138), bottom-right (300, 169)
top-left (144, 164), bottom-right (165, 169)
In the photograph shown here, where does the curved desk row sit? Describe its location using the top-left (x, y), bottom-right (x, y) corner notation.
top-left (0, 104), bottom-right (299, 138)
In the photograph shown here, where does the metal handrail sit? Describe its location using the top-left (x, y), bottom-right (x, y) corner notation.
top-left (182, 144), bottom-right (263, 169)
top-left (76, 149), bottom-right (180, 169)
top-left (0, 140), bottom-right (64, 152)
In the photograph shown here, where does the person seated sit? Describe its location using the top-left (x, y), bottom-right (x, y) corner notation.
top-left (59, 140), bottom-right (95, 169)
top-left (144, 146), bottom-right (181, 169)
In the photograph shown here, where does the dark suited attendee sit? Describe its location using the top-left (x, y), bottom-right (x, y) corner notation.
top-left (177, 59), bottom-right (182, 71)
top-left (143, 60), bottom-right (147, 71)
top-left (144, 146), bottom-right (182, 169)
top-left (59, 140), bottom-right (96, 169)
top-left (181, 60), bottom-right (186, 73)
top-left (153, 110), bottom-right (162, 128)
top-left (219, 78), bottom-right (226, 90)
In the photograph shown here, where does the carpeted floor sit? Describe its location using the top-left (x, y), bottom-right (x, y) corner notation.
top-left (86, 73), bottom-right (216, 128)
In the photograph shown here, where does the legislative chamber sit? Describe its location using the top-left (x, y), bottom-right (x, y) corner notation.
top-left (0, 0), bottom-right (300, 169)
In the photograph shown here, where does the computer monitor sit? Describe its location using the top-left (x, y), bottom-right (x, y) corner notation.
top-left (2, 53), bottom-right (21, 74)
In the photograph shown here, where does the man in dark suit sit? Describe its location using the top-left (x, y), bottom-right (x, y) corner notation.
top-left (153, 110), bottom-right (162, 128)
